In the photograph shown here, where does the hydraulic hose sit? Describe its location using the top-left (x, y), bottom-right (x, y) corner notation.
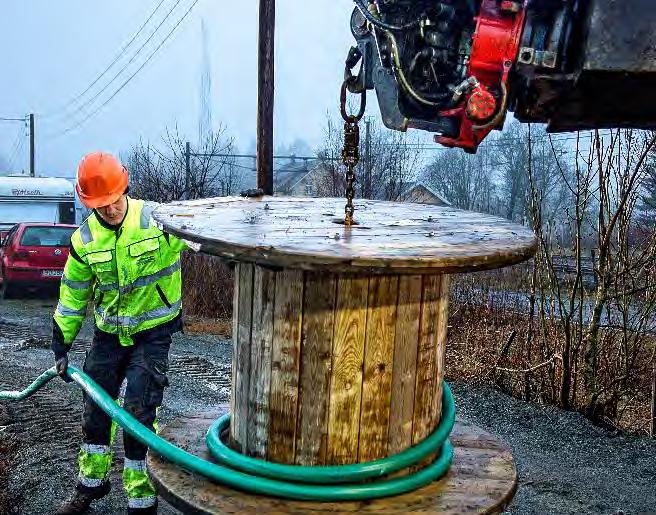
top-left (0, 365), bottom-right (456, 502)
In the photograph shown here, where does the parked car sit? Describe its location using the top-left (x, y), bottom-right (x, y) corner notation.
top-left (0, 223), bottom-right (77, 298)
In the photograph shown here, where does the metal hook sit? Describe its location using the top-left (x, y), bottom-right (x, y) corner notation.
top-left (340, 80), bottom-right (367, 124)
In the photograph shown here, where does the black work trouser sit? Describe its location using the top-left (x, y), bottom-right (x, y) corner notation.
top-left (82, 327), bottom-right (171, 460)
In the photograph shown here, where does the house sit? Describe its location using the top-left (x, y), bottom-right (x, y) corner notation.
top-left (273, 157), bottom-right (320, 196)
top-left (273, 159), bottom-right (451, 207)
top-left (398, 181), bottom-right (451, 206)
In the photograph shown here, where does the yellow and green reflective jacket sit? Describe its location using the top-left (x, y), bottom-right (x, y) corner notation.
top-left (54, 197), bottom-right (187, 346)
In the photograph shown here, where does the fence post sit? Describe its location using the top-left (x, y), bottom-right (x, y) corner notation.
top-left (185, 142), bottom-right (191, 200)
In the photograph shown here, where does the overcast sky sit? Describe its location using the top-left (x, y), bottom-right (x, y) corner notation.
top-left (0, 0), bottom-right (368, 176)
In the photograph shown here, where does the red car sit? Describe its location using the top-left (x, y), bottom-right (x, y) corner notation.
top-left (0, 223), bottom-right (77, 298)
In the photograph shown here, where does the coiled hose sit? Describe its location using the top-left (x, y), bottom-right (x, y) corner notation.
top-left (0, 365), bottom-right (456, 501)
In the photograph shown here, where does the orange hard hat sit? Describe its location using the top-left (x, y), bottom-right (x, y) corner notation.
top-left (76, 152), bottom-right (129, 209)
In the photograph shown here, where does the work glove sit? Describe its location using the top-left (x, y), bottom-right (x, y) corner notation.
top-left (54, 353), bottom-right (73, 383)
top-left (52, 323), bottom-right (73, 383)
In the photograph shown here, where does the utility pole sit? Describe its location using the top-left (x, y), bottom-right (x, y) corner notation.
top-left (185, 142), bottom-right (191, 200)
top-left (256, 0), bottom-right (275, 195)
top-left (29, 113), bottom-right (35, 177)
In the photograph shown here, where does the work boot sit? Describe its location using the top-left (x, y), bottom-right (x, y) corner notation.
top-left (56, 481), bottom-right (111, 514)
top-left (127, 502), bottom-right (157, 515)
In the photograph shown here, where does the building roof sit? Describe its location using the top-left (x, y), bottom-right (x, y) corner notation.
top-left (274, 158), bottom-right (318, 192)
top-left (400, 181), bottom-right (451, 206)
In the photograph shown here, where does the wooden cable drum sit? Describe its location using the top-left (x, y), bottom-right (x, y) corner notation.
top-left (153, 197), bottom-right (537, 274)
top-left (151, 196), bottom-right (537, 513)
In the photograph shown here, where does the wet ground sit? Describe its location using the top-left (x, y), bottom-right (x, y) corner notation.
top-left (1, 296), bottom-right (655, 514)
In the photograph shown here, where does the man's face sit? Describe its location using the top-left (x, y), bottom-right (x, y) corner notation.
top-left (96, 195), bottom-right (128, 226)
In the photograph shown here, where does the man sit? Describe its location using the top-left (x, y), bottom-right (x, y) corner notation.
top-left (52, 152), bottom-right (187, 514)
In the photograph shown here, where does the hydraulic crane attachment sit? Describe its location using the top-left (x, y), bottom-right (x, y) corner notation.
top-left (345, 0), bottom-right (656, 152)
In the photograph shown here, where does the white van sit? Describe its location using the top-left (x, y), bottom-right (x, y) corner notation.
top-left (0, 176), bottom-right (76, 232)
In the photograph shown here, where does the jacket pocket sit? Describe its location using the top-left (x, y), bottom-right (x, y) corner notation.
top-left (156, 284), bottom-right (172, 308)
top-left (86, 250), bottom-right (116, 286)
top-left (128, 237), bottom-right (161, 278)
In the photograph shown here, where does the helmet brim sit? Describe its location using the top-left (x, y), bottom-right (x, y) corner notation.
top-left (76, 170), bottom-right (128, 209)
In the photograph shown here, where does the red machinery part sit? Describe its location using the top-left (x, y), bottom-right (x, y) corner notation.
top-left (466, 86), bottom-right (497, 122)
top-left (436, 0), bottom-right (526, 152)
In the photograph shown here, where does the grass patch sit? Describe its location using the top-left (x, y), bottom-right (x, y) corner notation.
top-left (184, 316), bottom-right (232, 337)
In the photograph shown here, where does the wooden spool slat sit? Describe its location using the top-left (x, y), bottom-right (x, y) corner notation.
top-left (230, 263), bottom-right (254, 453)
top-left (413, 275), bottom-right (448, 444)
top-left (388, 275), bottom-right (422, 455)
top-left (268, 270), bottom-right (303, 463)
top-left (358, 275), bottom-right (398, 462)
top-left (327, 276), bottom-right (369, 465)
top-left (294, 273), bottom-right (336, 466)
top-left (246, 267), bottom-right (276, 458)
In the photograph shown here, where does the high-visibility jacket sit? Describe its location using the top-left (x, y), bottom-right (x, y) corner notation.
top-left (54, 197), bottom-right (187, 346)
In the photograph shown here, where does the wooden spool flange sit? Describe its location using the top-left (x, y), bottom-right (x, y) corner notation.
top-left (149, 410), bottom-right (519, 514)
top-left (151, 197), bottom-right (536, 512)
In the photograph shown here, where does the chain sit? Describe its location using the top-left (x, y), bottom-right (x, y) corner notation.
top-left (340, 80), bottom-right (366, 226)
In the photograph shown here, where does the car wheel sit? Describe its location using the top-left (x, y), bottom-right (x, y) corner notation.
top-left (0, 268), bottom-right (12, 300)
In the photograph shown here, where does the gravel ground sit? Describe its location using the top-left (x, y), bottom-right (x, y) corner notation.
top-left (1, 296), bottom-right (655, 514)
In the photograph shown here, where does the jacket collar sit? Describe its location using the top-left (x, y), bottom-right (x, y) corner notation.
top-left (93, 196), bottom-right (130, 232)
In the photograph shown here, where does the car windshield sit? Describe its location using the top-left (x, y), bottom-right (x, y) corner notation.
top-left (20, 226), bottom-right (75, 247)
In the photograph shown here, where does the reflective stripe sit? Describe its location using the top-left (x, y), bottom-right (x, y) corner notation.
top-left (97, 281), bottom-right (119, 292)
top-left (78, 475), bottom-right (104, 488)
top-left (80, 220), bottom-right (93, 244)
top-left (57, 302), bottom-right (87, 317)
top-left (122, 260), bottom-right (180, 294)
top-left (140, 202), bottom-right (157, 229)
top-left (81, 444), bottom-right (111, 455)
top-left (97, 299), bottom-right (181, 328)
top-left (94, 260), bottom-right (180, 295)
top-left (124, 458), bottom-right (147, 473)
top-left (62, 276), bottom-right (92, 290)
top-left (128, 496), bottom-right (157, 509)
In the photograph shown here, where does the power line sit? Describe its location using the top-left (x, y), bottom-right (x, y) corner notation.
top-left (41, 0), bottom-right (168, 119)
top-left (0, 116), bottom-right (27, 122)
top-left (43, 0), bottom-right (184, 127)
top-left (6, 132), bottom-right (24, 170)
top-left (46, 0), bottom-right (200, 139)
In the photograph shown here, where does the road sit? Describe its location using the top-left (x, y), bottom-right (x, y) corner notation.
top-left (1, 296), bottom-right (655, 514)
top-left (454, 286), bottom-right (656, 334)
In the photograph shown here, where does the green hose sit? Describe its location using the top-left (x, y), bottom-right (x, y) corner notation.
top-left (0, 365), bottom-right (456, 501)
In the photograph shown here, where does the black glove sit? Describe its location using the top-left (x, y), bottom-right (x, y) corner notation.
top-left (52, 322), bottom-right (72, 383)
top-left (55, 354), bottom-right (72, 383)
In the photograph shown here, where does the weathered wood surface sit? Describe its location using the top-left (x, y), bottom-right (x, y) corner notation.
top-left (413, 276), bottom-right (448, 444)
top-left (231, 265), bottom-right (452, 465)
top-left (229, 263), bottom-right (254, 452)
top-left (359, 275), bottom-right (397, 462)
top-left (246, 267), bottom-right (275, 458)
top-left (268, 270), bottom-right (303, 463)
top-left (326, 277), bottom-right (368, 465)
top-left (152, 196), bottom-right (537, 274)
top-left (294, 274), bottom-right (335, 466)
top-left (149, 411), bottom-right (519, 515)
top-left (388, 275), bottom-right (422, 455)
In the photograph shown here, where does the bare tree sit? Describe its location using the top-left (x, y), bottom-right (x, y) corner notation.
top-left (315, 114), bottom-right (422, 201)
top-left (422, 147), bottom-right (497, 212)
top-left (519, 129), bottom-right (656, 425)
top-left (126, 125), bottom-right (236, 202)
